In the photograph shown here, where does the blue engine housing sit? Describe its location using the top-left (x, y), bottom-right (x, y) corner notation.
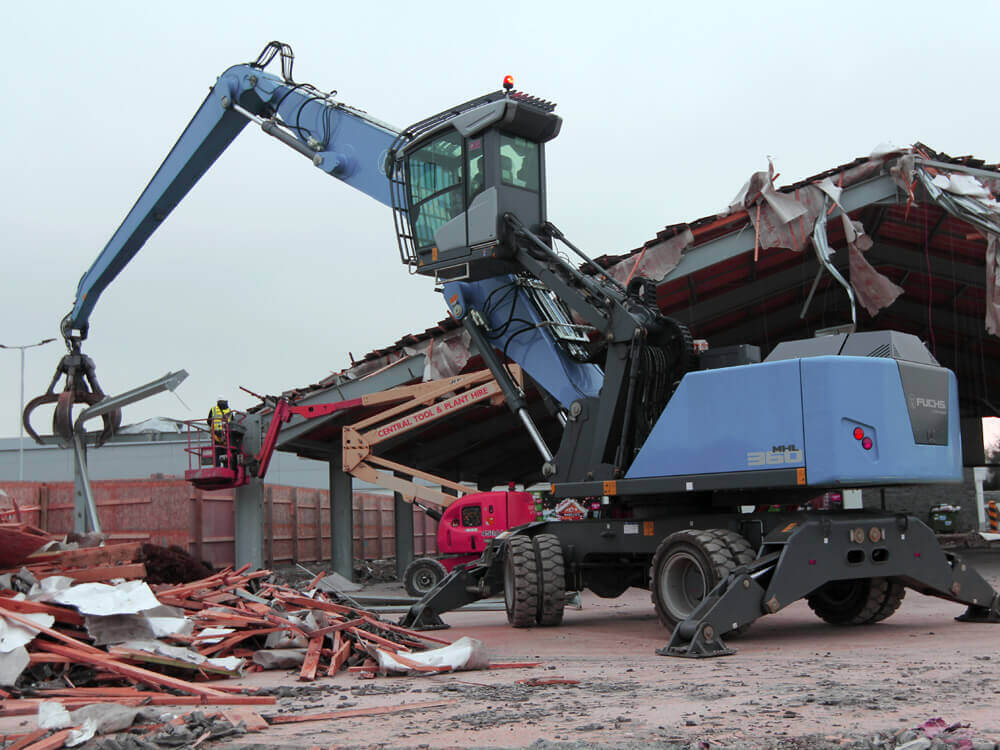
top-left (625, 355), bottom-right (962, 487)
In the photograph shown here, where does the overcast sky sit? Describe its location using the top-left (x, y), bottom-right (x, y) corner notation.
top-left (3, 1), bottom-right (1000, 448)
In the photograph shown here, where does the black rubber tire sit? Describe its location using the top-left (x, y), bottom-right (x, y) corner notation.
top-left (534, 534), bottom-right (566, 626)
top-left (504, 535), bottom-right (539, 627)
top-left (402, 557), bottom-right (447, 598)
top-left (715, 528), bottom-right (756, 568)
top-left (649, 529), bottom-right (746, 632)
top-left (869, 580), bottom-right (906, 623)
top-left (806, 577), bottom-right (904, 625)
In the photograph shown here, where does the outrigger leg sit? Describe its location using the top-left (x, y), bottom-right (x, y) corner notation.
top-left (660, 513), bottom-right (1000, 658)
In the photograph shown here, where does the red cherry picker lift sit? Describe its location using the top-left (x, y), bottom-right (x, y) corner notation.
top-left (183, 369), bottom-right (537, 595)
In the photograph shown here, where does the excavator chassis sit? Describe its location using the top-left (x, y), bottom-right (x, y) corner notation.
top-left (402, 512), bottom-right (1000, 654)
top-left (660, 512), bottom-right (1000, 657)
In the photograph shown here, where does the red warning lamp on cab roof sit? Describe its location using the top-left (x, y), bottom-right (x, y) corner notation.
top-left (503, 75), bottom-right (514, 92)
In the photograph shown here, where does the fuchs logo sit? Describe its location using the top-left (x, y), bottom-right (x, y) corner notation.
top-left (908, 394), bottom-right (946, 411)
top-left (747, 445), bottom-right (803, 467)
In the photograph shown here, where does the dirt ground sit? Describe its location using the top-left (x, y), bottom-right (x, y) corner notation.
top-left (7, 551), bottom-right (1000, 749)
top-left (199, 549), bottom-right (1000, 750)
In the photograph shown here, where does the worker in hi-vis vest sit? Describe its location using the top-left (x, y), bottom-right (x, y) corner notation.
top-left (207, 397), bottom-right (233, 467)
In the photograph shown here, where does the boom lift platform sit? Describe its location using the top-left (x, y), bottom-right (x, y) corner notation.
top-left (32, 41), bottom-right (1000, 657)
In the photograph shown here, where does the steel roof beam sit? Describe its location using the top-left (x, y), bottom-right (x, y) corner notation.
top-left (275, 354), bottom-right (426, 451)
top-left (662, 174), bottom-right (899, 283)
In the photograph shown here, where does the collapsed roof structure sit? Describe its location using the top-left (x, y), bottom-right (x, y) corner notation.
top-left (269, 143), bottom-right (1000, 486)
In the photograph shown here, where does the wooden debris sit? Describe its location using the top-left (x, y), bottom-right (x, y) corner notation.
top-left (0, 553), bottom-right (507, 737)
top-left (299, 634), bottom-right (323, 681)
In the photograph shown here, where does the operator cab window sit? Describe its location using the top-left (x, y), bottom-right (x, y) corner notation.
top-left (407, 131), bottom-right (465, 247)
top-left (500, 134), bottom-right (539, 191)
top-left (461, 505), bottom-right (482, 528)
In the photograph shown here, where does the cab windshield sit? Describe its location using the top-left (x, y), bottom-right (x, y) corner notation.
top-left (407, 132), bottom-right (464, 248)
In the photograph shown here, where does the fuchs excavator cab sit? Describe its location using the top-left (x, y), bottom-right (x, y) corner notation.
top-left (389, 82), bottom-right (561, 282)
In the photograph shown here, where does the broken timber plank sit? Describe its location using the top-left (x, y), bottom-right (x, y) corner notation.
top-left (299, 635), bottom-right (323, 681)
top-left (327, 632), bottom-right (351, 676)
top-left (348, 627), bottom-right (410, 652)
top-left (106, 647), bottom-right (241, 677)
top-left (21, 728), bottom-right (72, 750)
top-left (360, 615), bottom-right (452, 646)
top-left (24, 542), bottom-right (141, 568)
top-left (4, 729), bottom-right (48, 750)
top-left (35, 642), bottom-right (229, 698)
top-left (60, 562), bottom-right (147, 583)
top-left (0, 606), bottom-right (106, 657)
top-left (0, 597), bottom-right (84, 626)
top-left (263, 699), bottom-right (456, 725)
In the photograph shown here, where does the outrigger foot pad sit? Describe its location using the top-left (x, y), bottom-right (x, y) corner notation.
top-left (656, 621), bottom-right (736, 658)
top-left (956, 594), bottom-right (1000, 623)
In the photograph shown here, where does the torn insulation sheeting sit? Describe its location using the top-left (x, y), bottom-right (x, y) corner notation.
top-left (606, 229), bottom-right (694, 286)
top-left (374, 636), bottom-right (490, 675)
top-left (51, 580), bottom-right (161, 616)
top-left (0, 611), bottom-right (53, 652)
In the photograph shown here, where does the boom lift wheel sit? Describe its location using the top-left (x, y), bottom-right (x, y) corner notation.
top-left (403, 557), bottom-right (448, 598)
top-left (504, 535), bottom-right (539, 627)
top-left (806, 577), bottom-right (906, 625)
top-left (534, 533), bottom-right (566, 626)
top-left (650, 529), bottom-right (754, 633)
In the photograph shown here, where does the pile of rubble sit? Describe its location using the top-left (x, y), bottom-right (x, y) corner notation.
top-left (0, 541), bottom-right (526, 748)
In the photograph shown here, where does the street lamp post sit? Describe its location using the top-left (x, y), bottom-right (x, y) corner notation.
top-left (0, 338), bottom-right (56, 481)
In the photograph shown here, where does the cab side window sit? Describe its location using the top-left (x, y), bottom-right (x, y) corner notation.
top-left (499, 134), bottom-right (539, 191)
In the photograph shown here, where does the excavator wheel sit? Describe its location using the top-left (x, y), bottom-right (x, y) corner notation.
top-left (650, 528), bottom-right (752, 635)
top-left (806, 577), bottom-right (906, 625)
top-left (534, 533), bottom-right (566, 626)
top-left (869, 580), bottom-right (907, 623)
top-left (402, 557), bottom-right (448, 598)
top-left (504, 535), bottom-right (539, 627)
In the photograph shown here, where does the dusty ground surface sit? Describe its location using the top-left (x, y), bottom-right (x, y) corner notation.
top-left (6, 551), bottom-right (1000, 749)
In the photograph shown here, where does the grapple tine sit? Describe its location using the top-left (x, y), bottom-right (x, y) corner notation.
top-left (22, 392), bottom-right (61, 445)
top-left (53, 391), bottom-right (78, 443)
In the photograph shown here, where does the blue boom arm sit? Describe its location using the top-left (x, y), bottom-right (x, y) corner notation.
top-left (25, 43), bottom-right (399, 447)
top-left (66, 42), bottom-right (398, 340)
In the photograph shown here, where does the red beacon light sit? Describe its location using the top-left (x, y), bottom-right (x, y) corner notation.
top-left (502, 75), bottom-right (514, 93)
top-left (861, 437), bottom-right (873, 451)
top-left (853, 427), bottom-right (864, 440)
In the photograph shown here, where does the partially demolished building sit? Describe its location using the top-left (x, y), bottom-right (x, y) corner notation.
top-left (254, 143), bottom-right (1000, 571)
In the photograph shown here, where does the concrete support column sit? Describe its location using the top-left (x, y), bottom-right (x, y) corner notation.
top-left (234, 478), bottom-right (265, 569)
top-left (329, 451), bottom-right (354, 580)
top-left (233, 413), bottom-right (264, 569)
top-left (394, 481), bottom-right (414, 579)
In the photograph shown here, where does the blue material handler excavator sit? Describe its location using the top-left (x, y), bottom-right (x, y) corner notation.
top-left (25, 42), bottom-right (1000, 656)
